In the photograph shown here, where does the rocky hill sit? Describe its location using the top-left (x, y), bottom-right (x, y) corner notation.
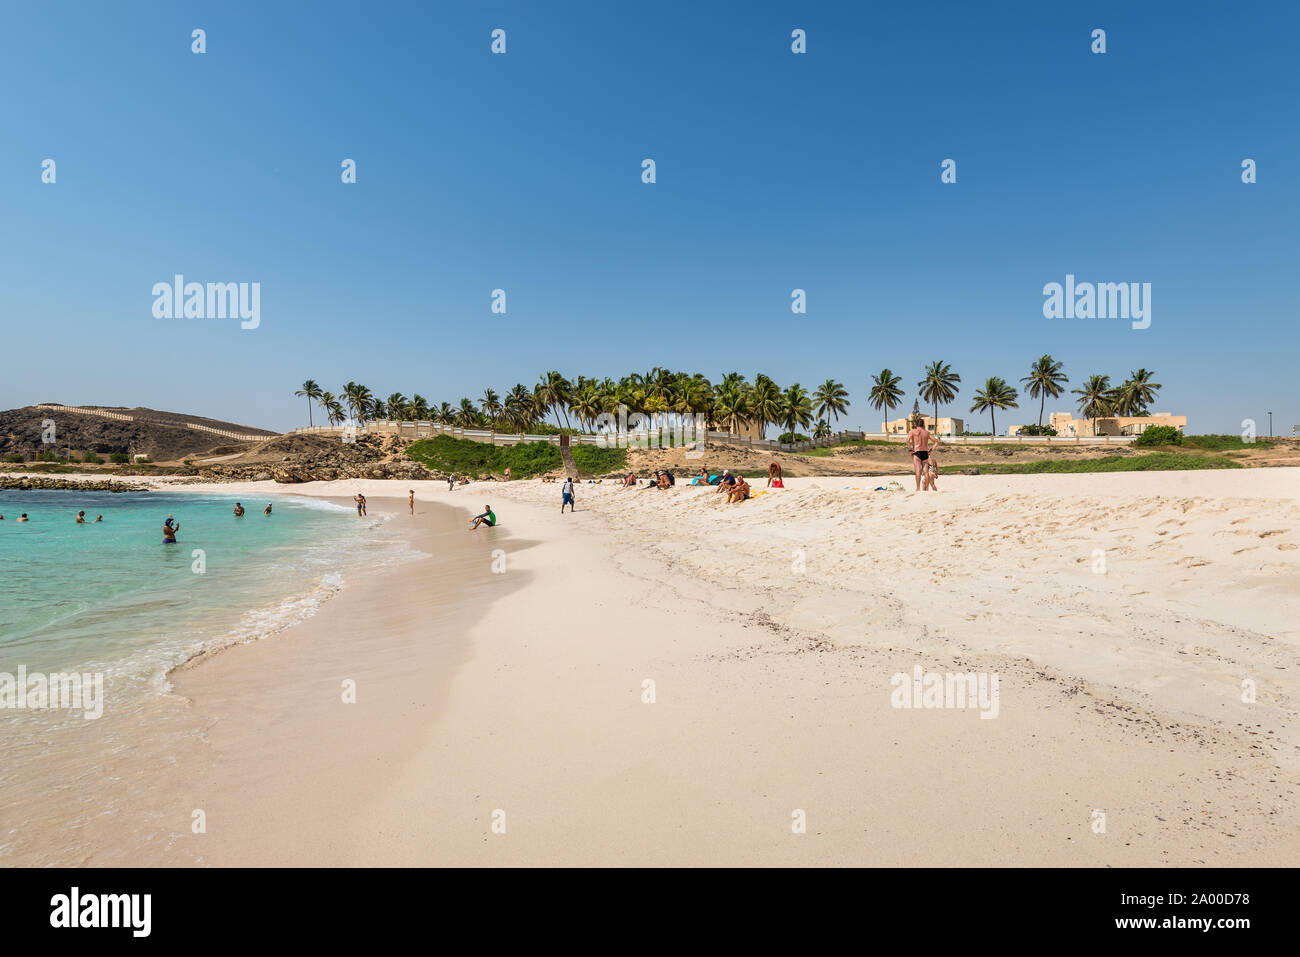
top-left (0, 404), bottom-right (278, 462)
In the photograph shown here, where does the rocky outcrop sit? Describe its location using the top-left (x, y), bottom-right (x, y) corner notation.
top-left (194, 435), bottom-right (436, 483)
top-left (0, 476), bottom-right (150, 492)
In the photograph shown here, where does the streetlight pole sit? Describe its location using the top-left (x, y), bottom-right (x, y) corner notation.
top-left (1268, 411), bottom-right (1272, 438)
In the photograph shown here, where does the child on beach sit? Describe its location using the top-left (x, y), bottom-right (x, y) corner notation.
top-left (561, 477), bottom-right (575, 512)
top-left (767, 462), bottom-right (784, 488)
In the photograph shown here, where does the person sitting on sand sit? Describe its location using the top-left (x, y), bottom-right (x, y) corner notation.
top-left (767, 462), bottom-right (784, 488)
top-left (162, 516), bottom-right (179, 543)
top-left (458, 476), bottom-right (470, 486)
top-left (658, 472), bottom-right (672, 489)
top-left (76, 510), bottom-right (87, 523)
top-left (620, 472), bottom-right (637, 488)
top-left (728, 476), bottom-right (752, 503)
top-left (562, 477), bottom-right (575, 513)
top-left (264, 504), bottom-right (273, 514)
top-left (906, 418), bottom-right (935, 492)
top-left (469, 505), bottom-right (496, 530)
top-left (716, 470), bottom-right (736, 493)
top-left (504, 467), bottom-right (511, 482)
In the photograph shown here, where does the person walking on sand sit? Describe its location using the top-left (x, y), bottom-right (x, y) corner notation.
top-left (906, 418), bottom-right (935, 492)
top-left (469, 505), bottom-right (496, 530)
top-left (409, 489), bottom-right (415, 514)
top-left (561, 477), bottom-right (575, 513)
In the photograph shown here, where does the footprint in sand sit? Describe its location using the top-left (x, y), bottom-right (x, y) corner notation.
top-left (1278, 543), bottom-right (1298, 552)
top-left (1258, 530), bottom-right (1285, 538)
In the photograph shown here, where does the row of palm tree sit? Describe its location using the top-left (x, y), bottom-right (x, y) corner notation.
top-left (293, 361), bottom-right (1161, 439)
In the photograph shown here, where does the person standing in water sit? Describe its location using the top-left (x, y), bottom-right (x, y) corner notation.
top-left (76, 510), bottom-right (88, 524)
top-left (409, 489), bottom-right (415, 514)
top-left (264, 504), bottom-right (273, 514)
top-left (233, 502), bottom-right (245, 517)
top-left (162, 515), bottom-right (179, 543)
top-left (354, 494), bottom-right (367, 516)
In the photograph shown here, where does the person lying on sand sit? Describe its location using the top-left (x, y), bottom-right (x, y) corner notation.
top-left (906, 419), bottom-right (935, 492)
top-left (469, 505), bottom-right (496, 530)
top-left (767, 462), bottom-right (784, 488)
top-left (76, 510), bottom-right (87, 524)
top-left (728, 476), bottom-right (751, 503)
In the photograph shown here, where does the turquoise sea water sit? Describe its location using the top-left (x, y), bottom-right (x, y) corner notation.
top-left (0, 490), bottom-right (409, 697)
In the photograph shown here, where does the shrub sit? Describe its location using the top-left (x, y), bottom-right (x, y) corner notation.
top-left (1134, 425), bottom-right (1183, 447)
top-left (778, 432), bottom-right (810, 444)
top-left (4, 453), bottom-right (24, 463)
top-left (110, 452), bottom-right (130, 464)
top-left (81, 452), bottom-right (105, 464)
top-left (1015, 425), bottom-right (1058, 436)
top-left (406, 435), bottom-right (625, 479)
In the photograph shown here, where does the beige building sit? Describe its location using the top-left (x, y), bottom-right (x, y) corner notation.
top-left (882, 414), bottom-right (964, 435)
top-left (1017, 412), bottom-right (1188, 438)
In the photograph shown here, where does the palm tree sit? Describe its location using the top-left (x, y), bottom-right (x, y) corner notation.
top-left (868, 368), bottom-right (905, 434)
top-left (813, 379), bottom-right (850, 428)
top-left (749, 375), bottom-right (783, 439)
top-left (969, 376), bottom-right (1020, 436)
top-left (456, 398), bottom-right (479, 428)
top-left (713, 384), bottom-right (749, 436)
top-left (434, 402), bottom-right (455, 427)
top-left (1114, 368), bottom-right (1161, 417)
top-left (1020, 355), bottom-right (1068, 430)
top-left (1072, 374), bottom-right (1114, 435)
top-left (410, 394), bottom-right (430, 420)
top-left (481, 389), bottom-right (502, 430)
top-left (918, 360), bottom-right (961, 432)
top-left (536, 371), bottom-right (573, 430)
top-left (342, 382), bottom-right (373, 426)
top-left (326, 398), bottom-right (345, 426)
top-left (813, 418), bottom-right (831, 439)
top-left (386, 393), bottom-right (409, 420)
top-left (294, 379), bottom-right (323, 427)
top-left (779, 383), bottom-right (813, 444)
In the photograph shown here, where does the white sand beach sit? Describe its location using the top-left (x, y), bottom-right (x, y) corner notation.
top-left (7, 470), bottom-right (1289, 868)
top-left (11, 468), bottom-right (1298, 866)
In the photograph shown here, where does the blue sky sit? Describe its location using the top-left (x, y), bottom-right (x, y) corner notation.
top-left (2, 1), bottom-right (1296, 434)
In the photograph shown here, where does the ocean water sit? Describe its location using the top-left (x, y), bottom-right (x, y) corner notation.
top-left (0, 489), bottom-right (413, 710)
top-left (0, 488), bottom-right (425, 864)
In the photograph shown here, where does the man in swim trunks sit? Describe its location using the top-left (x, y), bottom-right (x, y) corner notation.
top-left (469, 505), bottom-right (496, 530)
top-left (76, 510), bottom-right (87, 523)
top-left (561, 477), bottom-right (575, 513)
top-left (233, 502), bottom-right (245, 517)
top-left (906, 417), bottom-right (935, 491)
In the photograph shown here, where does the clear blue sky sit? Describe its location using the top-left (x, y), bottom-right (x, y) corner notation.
top-left (2, 1), bottom-right (1296, 434)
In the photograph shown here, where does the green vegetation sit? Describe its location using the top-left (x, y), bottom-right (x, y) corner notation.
top-left (943, 453), bottom-right (1241, 475)
top-left (3, 453), bottom-right (24, 463)
top-left (81, 452), bottom-right (105, 465)
top-left (1181, 434), bottom-right (1273, 451)
top-left (1133, 425), bottom-right (1183, 447)
top-left (405, 435), bottom-right (626, 479)
top-left (110, 452), bottom-right (131, 463)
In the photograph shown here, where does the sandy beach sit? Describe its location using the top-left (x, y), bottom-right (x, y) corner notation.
top-left (12, 467), bottom-right (1294, 867)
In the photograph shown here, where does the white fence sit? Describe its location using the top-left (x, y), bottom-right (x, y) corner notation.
top-left (291, 421), bottom-right (1138, 452)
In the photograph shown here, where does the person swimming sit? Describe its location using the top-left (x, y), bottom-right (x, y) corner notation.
top-left (18, 513), bottom-right (29, 522)
top-left (94, 514), bottom-right (103, 523)
top-left (264, 503), bottom-right (273, 514)
top-left (162, 515), bottom-right (179, 543)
